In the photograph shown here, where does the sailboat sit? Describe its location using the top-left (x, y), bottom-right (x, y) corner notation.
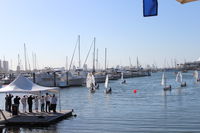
top-left (176, 72), bottom-right (186, 87)
top-left (104, 75), bottom-right (112, 94)
top-left (121, 72), bottom-right (126, 84)
top-left (193, 70), bottom-right (200, 83)
top-left (86, 73), bottom-right (96, 93)
top-left (161, 72), bottom-right (171, 91)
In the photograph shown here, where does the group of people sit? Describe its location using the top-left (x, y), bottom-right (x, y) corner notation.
top-left (5, 93), bottom-right (58, 113)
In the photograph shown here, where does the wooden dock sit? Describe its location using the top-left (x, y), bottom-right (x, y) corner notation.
top-left (0, 110), bottom-right (73, 126)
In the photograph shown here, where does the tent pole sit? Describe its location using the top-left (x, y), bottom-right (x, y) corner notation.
top-left (59, 89), bottom-right (61, 112)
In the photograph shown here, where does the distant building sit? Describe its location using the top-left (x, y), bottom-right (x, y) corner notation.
top-left (16, 65), bottom-right (21, 73)
top-left (2, 60), bottom-right (9, 73)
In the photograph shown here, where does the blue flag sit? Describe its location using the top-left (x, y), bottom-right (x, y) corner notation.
top-left (143, 0), bottom-right (158, 17)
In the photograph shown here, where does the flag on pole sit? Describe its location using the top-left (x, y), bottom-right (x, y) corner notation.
top-left (176, 0), bottom-right (198, 4)
top-left (143, 0), bottom-right (158, 17)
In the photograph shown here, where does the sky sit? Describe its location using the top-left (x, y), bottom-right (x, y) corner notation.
top-left (0, 0), bottom-right (200, 70)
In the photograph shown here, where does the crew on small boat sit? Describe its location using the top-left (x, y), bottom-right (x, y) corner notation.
top-left (163, 85), bottom-right (171, 91)
top-left (106, 87), bottom-right (112, 94)
top-left (181, 82), bottom-right (187, 87)
top-left (121, 80), bottom-right (126, 84)
top-left (95, 82), bottom-right (99, 89)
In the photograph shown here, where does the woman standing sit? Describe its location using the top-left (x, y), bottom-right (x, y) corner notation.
top-left (21, 95), bottom-right (27, 113)
top-left (34, 96), bottom-right (39, 112)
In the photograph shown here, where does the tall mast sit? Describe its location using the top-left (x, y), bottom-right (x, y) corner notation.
top-left (24, 43), bottom-right (27, 71)
top-left (35, 53), bottom-right (37, 70)
top-left (18, 54), bottom-right (20, 67)
top-left (32, 52), bottom-right (34, 70)
top-left (137, 56), bottom-right (139, 69)
top-left (78, 35), bottom-right (81, 68)
top-left (129, 56), bottom-right (132, 67)
top-left (105, 48), bottom-right (107, 70)
top-left (66, 56), bottom-right (68, 71)
top-left (96, 48), bottom-right (98, 70)
top-left (93, 37), bottom-right (96, 73)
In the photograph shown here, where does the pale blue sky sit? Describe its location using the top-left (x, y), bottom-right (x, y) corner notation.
top-left (0, 0), bottom-right (199, 70)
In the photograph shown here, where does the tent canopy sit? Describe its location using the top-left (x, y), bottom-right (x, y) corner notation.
top-left (0, 74), bottom-right (59, 93)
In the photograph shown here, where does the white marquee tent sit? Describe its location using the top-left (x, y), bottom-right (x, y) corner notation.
top-left (0, 74), bottom-right (59, 93)
top-left (0, 74), bottom-right (62, 111)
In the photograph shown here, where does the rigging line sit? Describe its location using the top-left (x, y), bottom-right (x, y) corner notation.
top-left (83, 39), bottom-right (94, 68)
top-left (69, 38), bottom-right (79, 71)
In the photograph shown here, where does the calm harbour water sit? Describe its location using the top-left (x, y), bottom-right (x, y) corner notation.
top-left (1, 71), bottom-right (200, 133)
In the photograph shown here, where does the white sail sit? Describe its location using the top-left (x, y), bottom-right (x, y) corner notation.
top-left (194, 70), bottom-right (199, 80)
top-left (86, 73), bottom-right (92, 88)
top-left (161, 72), bottom-right (166, 86)
top-left (86, 73), bottom-right (96, 90)
top-left (105, 75), bottom-right (109, 89)
top-left (91, 74), bottom-right (96, 90)
top-left (121, 72), bottom-right (124, 81)
top-left (176, 72), bottom-right (182, 83)
top-left (91, 74), bottom-right (95, 85)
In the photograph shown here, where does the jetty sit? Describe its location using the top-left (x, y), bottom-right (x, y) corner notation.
top-left (0, 109), bottom-right (73, 126)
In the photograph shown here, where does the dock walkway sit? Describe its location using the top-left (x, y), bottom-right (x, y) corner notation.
top-left (0, 110), bottom-right (73, 126)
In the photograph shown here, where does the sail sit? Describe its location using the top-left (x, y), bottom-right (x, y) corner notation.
top-left (91, 74), bottom-right (96, 90)
top-left (105, 75), bottom-right (109, 89)
top-left (176, 72), bottom-right (182, 83)
top-left (86, 73), bottom-right (92, 88)
top-left (161, 72), bottom-right (166, 86)
top-left (194, 70), bottom-right (199, 80)
top-left (121, 72), bottom-right (124, 81)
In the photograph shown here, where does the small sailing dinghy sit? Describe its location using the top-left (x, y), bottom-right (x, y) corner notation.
top-left (161, 72), bottom-right (171, 91)
top-left (86, 73), bottom-right (96, 93)
top-left (121, 72), bottom-right (126, 84)
top-left (193, 70), bottom-right (200, 83)
top-left (104, 75), bottom-right (112, 94)
top-left (176, 72), bottom-right (186, 87)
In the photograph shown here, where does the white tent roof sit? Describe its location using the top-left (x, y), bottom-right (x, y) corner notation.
top-left (0, 74), bottom-right (59, 93)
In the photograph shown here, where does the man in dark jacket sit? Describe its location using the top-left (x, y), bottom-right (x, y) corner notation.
top-left (14, 96), bottom-right (21, 112)
top-left (7, 94), bottom-right (13, 112)
top-left (5, 95), bottom-right (9, 111)
top-left (28, 95), bottom-right (34, 113)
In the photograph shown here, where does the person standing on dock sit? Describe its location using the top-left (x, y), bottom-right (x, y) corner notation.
top-left (40, 96), bottom-right (45, 112)
top-left (5, 95), bottom-right (9, 111)
top-left (28, 95), bottom-right (34, 113)
top-left (7, 94), bottom-right (13, 112)
top-left (14, 96), bottom-right (21, 112)
top-left (21, 95), bottom-right (27, 113)
top-left (34, 96), bottom-right (39, 112)
top-left (51, 94), bottom-right (57, 113)
top-left (45, 93), bottom-right (50, 112)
